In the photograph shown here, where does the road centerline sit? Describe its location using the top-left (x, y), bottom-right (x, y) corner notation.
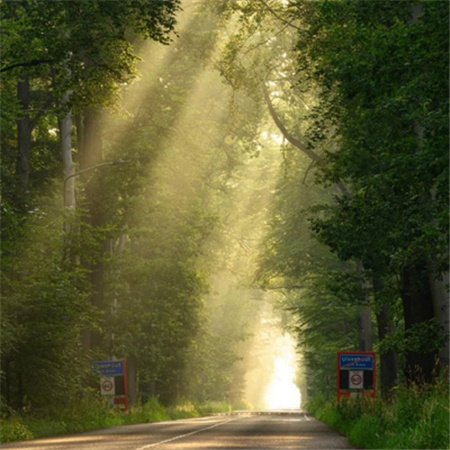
top-left (135, 417), bottom-right (237, 449)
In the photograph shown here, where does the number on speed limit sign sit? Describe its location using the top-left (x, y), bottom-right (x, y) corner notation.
top-left (100, 377), bottom-right (115, 395)
top-left (349, 371), bottom-right (363, 389)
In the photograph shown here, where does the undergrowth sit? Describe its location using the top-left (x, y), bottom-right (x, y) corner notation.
top-left (0, 396), bottom-right (232, 444)
top-left (306, 373), bottom-right (450, 449)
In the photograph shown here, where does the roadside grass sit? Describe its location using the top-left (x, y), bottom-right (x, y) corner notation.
top-left (306, 374), bottom-right (450, 449)
top-left (0, 396), bottom-right (233, 444)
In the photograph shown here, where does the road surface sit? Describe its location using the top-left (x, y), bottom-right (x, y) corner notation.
top-left (0, 410), bottom-right (355, 450)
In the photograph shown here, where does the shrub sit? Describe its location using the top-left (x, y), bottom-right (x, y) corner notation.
top-left (0, 395), bottom-right (234, 444)
top-left (306, 375), bottom-right (450, 450)
top-left (347, 413), bottom-right (385, 449)
top-left (142, 397), bottom-right (171, 422)
top-left (168, 400), bottom-right (200, 419)
top-left (0, 421), bottom-right (34, 443)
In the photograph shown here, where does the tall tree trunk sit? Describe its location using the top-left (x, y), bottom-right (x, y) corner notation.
top-left (127, 354), bottom-right (139, 407)
top-left (61, 92), bottom-right (74, 209)
top-left (15, 74), bottom-right (51, 209)
top-left (79, 107), bottom-right (105, 351)
top-left (375, 304), bottom-right (399, 396)
top-left (80, 108), bottom-right (103, 169)
top-left (401, 262), bottom-right (437, 383)
top-left (373, 277), bottom-right (399, 397)
top-left (61, 90), bottom-right (75, 253)
top-left (410, 3), bottom-right (448, 374)
top-left (357, 263), bottom-right (373, 351)
top-left (15, 75), bottom-right (32, 208)
top-left (358, 306), bottom-right (373, 351)
top-left (429, 271), bottom-right (449, 368)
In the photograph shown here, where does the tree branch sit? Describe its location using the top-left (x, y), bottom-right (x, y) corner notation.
top-left (262, 83), bottom-right (321, 162)
top-left (263, 84), bottom-right (353, 199)
top-left (257, 0), bottom-right (301, 31)
top-left (0, 59), bottom-right (54, 73)
top-left (265, 284), bottom-right (306, 290)
top-left (336, 180), bottom-right (352, 199)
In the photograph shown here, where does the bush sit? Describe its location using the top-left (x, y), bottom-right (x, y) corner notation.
top-left (315, 402), bottom-right (342, 429)
top-left (304, 392), bottom-right (327, 416)
top-left (0, 396), bottom-right (200, 444)
top-left (347, 413), bottom-right (385, 449)
top-left (168, 400), bottom-right (200, 419)
top-left (306, 375), bottom-right (450, 449)
top-left (196, 401), bottom-right (233, 415)
top-left (0, 421), bottom-right (34, 443)
top-left (142, 397), bottom-right (171, 421)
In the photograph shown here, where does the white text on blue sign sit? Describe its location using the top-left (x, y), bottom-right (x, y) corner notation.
top-left (92, 360), bottom-right (124, 376)
top-left (339, 354), bottom-right (373, 370)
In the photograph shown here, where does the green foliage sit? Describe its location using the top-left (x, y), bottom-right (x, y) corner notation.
top-left (0, 421), bottom-right (34, 444)
top-left (381, 318), bottom-right (449, 359)
top-left (99, 2), bottom-right (277, 408)
top-left (0, 391), bottom-right (113, 443)
top-left (166, 400), bottom-right (200, 420)
top-left (0, 395), bottom-right (234, 444)
top-left (0, 0), bottom-right (181, 109)
top-left (0, 0), bottom-right (182, 215)
top-left (306, 374), bottom-right (450, 449)
top-left (196, 401), bottom-right (233, 415)
top-left (346, 413), bottom-right (387, 449)
top-left (299, 0), bottom-right (449, 276)
top-left (139, 397), bottom-right (172, 422)
top-left (216, 0), bottom-right (370, 401)
top-left (0, 194), bottom-right (97, 410)
top-left (289, 0), bottom-right (449, 383)
top-left (3, 0), bottom-right (447, 426)
top-left (0, 0), bottom-right (184, 414)
top-left (255, 146), bottom-right (360, 400)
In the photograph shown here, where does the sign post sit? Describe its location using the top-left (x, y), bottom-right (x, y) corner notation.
top-left (92, 359), bottom-right (129, 410)
top-left (337, 351), bottom-right (376, 402)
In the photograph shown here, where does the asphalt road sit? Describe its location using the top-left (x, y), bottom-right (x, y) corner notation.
top-left (0, 410), bottom-right (356, 450)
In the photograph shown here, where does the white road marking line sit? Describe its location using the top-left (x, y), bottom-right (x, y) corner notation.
top-left (135, 418), bottom-right (236, 449)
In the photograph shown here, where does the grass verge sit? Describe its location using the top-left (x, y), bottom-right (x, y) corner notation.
top-left (0, 396), bottom-right (233, 444)
top-left (306, 375), bottom-right (450, 449)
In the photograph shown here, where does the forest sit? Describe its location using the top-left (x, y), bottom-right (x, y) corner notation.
top-left (1, 0), bottom-right (448, 436)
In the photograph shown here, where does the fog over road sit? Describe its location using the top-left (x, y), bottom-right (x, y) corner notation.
top-left (1, 410), bottom-right (355, 450)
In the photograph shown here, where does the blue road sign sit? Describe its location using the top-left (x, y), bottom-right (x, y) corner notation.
top-left (339, 353), bottom-right (374, 370)
top-left (92, 360), bottom-right (124, 376)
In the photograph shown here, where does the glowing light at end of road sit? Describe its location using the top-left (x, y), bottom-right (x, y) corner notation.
top-left (263, 337), bottom-right (301, 409)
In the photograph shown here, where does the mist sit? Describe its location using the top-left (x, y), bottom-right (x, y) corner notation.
top-left (2, 3), bottom-right (448, 447)
top-left (2, 0), bottom-right (307, 411)
top-left (102, 4), bottom-right (305, 408)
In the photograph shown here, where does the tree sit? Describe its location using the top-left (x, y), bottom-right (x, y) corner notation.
top-left (216, 0), bottom-right (448, 394)
top-left (0, 198), bottom-right (94, 410)
top-left (215, 0), bottom-right (377, 394)
top-left (0, 0), bottom-right (182, 411)
top-left (296, 0), bottom-right (449, 383)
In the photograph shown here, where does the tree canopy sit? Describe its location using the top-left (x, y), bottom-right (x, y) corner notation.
top-left (1, 0), bottom-right (448, 414)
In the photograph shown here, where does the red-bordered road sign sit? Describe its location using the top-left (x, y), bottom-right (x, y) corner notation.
top-left (349, 371), bottom-right (363, 388)
top-left (101, 377), bottom-right (115, 395)
top-left (337, 351), bottom-right (376, 401)
top-left (93, 359), bottom-right (129, 410)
